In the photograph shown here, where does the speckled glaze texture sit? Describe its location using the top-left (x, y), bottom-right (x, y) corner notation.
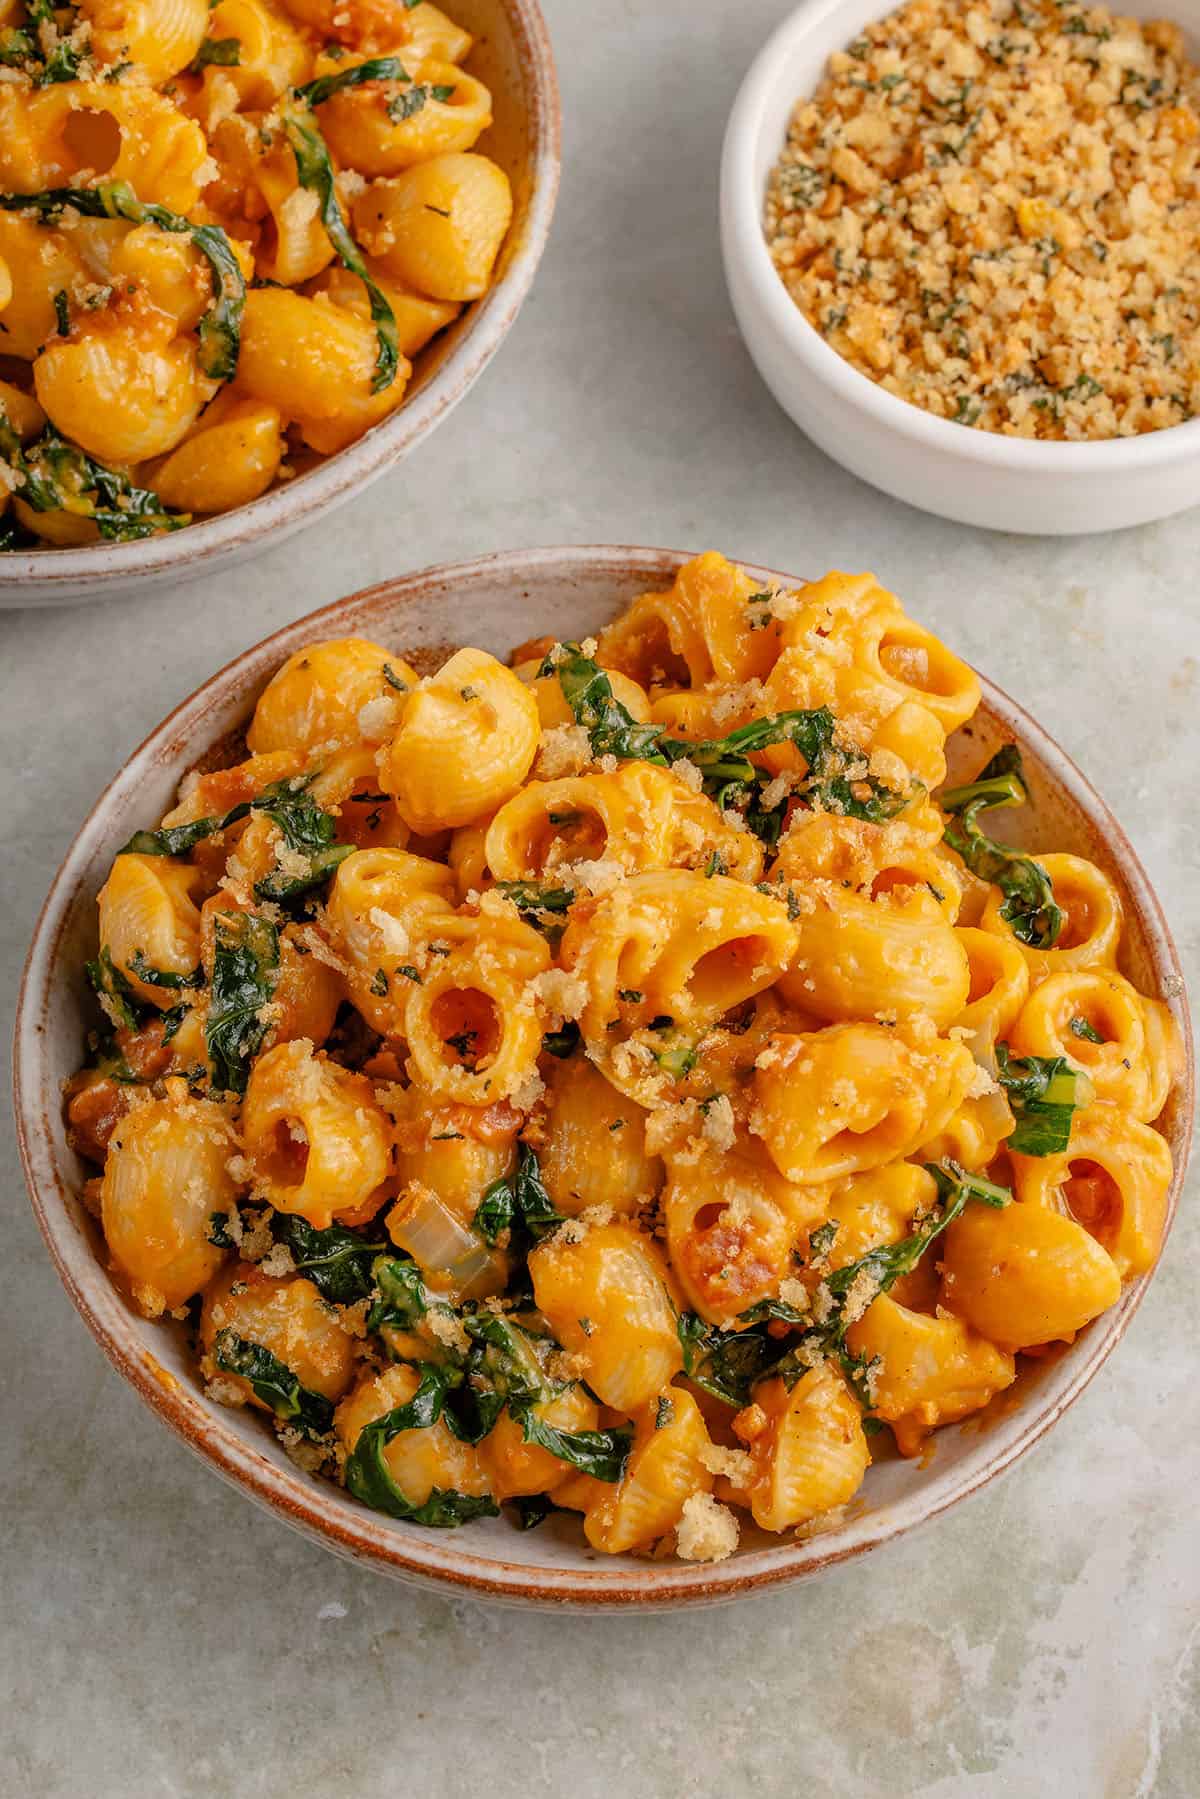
top-left (14, 548), bottom-right (1192, 1610)
top-left (0, 0), bottom-right (560, 608)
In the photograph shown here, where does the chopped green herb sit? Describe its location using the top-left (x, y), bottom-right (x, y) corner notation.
top-left (493, 881), bottom-right (573, 932)
top-left (387, 82), bottom-right (449, 123)
top-left (207, 1211), bottom-right (236, 1249)
top-left (652, 1026), bottom-right (700, 1081)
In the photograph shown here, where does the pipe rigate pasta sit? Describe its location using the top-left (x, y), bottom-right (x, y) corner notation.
top-left (939, 1204), bottom-right (1122, 1354)
top-left (529, 1222), bottom-right (684, 1415)
top-left (579, 1387), bottom-right (714, 1555)
top-left (1010, 1103), bottom-right (1175, 1279)
top-left (535, 1056), bottom-right (662, 1219)
top-left (752, 1021), bottom-right (977, 1184)
top-left (248, 637), bottom-right (419, 756)
top-left (199, 1262), bottom-right (357, 1407)
top-left (733, 1366), bottom-right (870, 1534)
top-left (65, 551), bottom-right (1183, 1563)
top-left (379, 649), bottom-right (540, 833)
top-left (845, 1298), bottom-right (1017, 1459)
top-left (242, 1038), bottom-right (393, 1229)
top-left (351, 151), bottom-right (513, 302)
top-left (100, 1088), bottom-right (239, 1315)
top-left (97, 853), bottom-right (203, 1008)
top-left (979, 853), bottom-right (1124, 978)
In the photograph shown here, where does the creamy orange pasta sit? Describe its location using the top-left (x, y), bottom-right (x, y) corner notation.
top-left (0, 1), bottom-right (510, 546)
top-left (66, 553), bottom-right (1182, 1560)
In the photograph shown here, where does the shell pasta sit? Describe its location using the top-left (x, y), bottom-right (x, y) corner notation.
top-left (0, 0), bottom-right (510, 546)
top-left (65, 552), bottom-right (1183, 1562)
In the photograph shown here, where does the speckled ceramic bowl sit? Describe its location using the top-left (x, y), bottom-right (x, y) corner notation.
top-left (13, 547), bottom-right (1193, 1608)
top-left (1, 0), bottom-right (559, 609)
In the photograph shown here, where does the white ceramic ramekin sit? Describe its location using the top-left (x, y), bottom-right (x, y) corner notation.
top-left (720, 0), bottom-right (1200, 534)
top-left (0, 0), bottom-right (559, 608)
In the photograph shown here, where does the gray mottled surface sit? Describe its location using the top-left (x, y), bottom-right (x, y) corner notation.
top-left (2, 1), bottom-right (1198, 1792)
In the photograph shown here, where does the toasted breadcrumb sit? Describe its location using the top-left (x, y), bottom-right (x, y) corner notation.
top-left (699, 1442), bottom-right (756, 1485)
top-left (537, 725), bottom-right (593, 779)
top-left (700, 1092), bottom-right (737, 1153)
top-left (675, 1491), bottom-right (740, 1562)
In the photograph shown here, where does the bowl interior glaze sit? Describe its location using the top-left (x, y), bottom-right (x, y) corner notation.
top-left (14, 547), bottom-right (1193, 1608)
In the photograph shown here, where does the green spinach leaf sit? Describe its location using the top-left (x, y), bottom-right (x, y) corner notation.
top-left (205, 911), bottom-right (279, 1095)
top-left (511, 1492), bottom-right (559, 1529)
top-left (546, 643), bottom-right (914, 827)
top-left (295, 54), bottom-right (410, 106)
top-left (940, 747), bottom-right (1062, 949)
top-left (279, 107), bottom-right (398, 392)
top-left (343, 1363), bottom-right (499, 1524)
top-left (191, 36), bottom-right (242, 69)
top-left (0, 414), bottom-right (188, 540)
top-left (85, 945), bottom-right (145, 1034)
top-left (126, 949), bottom-right (202, 990)
top-left (474, 1143), bottom-right (565, 1246)
top-left (213, 1328), bottom-right (333, 1436)
top-left (0, 182), bottom-right (244, 380)
top-left (995, 1044), bottom-right (1091, 1155)
top-left (273, 1216), bottom-right (387, 1304)
top-left (122, 774), bottom-right (350, 908)
top-left (520, 1413), bottom-right (632, 1482)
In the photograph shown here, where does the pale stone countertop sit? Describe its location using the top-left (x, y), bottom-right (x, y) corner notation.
top-left (2, 1), bottom-right (1198, 1793)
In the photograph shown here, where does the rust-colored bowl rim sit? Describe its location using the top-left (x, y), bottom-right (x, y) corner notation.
top-left (13, 546), bottom-right (1194, 1608)
top-left (0, 0), bottom-right (560, 604)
